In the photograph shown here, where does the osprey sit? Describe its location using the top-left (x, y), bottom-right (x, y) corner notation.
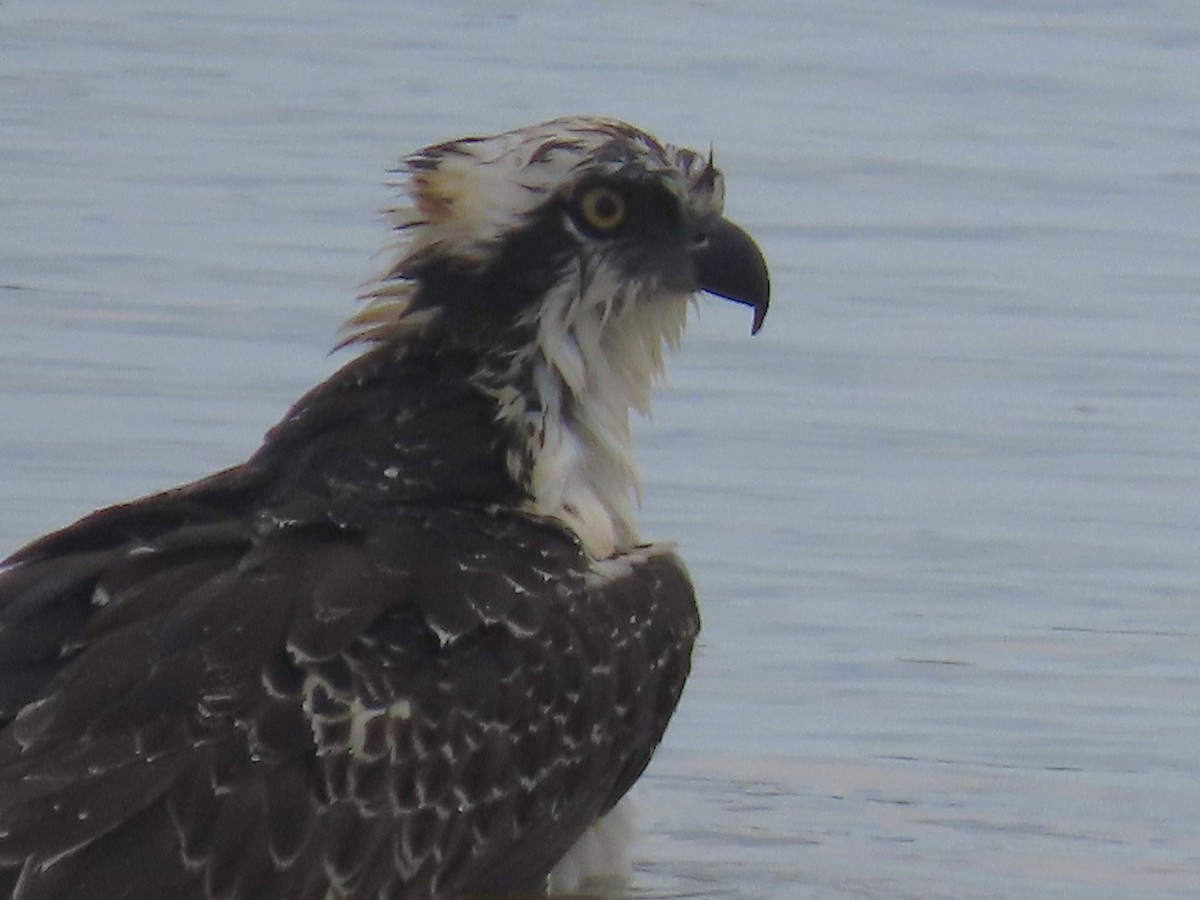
top-left (0, 117), bottom-right (769, 898)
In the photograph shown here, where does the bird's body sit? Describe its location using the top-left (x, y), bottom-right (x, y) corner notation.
top-left (0, 118), bottom-right (768, 898)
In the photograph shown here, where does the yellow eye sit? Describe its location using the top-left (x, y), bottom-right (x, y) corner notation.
top-left (578, 186), bottom-right (627, 231)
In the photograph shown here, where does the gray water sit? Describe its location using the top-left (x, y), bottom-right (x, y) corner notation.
top-left (2, 2), bottom-right (1198, 898)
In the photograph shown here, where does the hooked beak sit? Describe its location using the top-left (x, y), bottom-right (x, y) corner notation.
top-left (690, 216), bottom-right (771, 335)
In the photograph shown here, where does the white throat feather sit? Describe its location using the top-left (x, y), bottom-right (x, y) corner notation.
top-left (524, 264), bottom-right (689, 559)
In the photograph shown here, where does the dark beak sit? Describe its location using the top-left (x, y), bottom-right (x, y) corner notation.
top-left (690, 216), bottom-right (771, 335)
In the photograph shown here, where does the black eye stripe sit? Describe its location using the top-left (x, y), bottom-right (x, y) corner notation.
top-left (567, 178), bottom-right (685, 240)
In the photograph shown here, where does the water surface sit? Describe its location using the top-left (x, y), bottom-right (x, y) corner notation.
top-left (2, 3), bottom-right (1198, 898)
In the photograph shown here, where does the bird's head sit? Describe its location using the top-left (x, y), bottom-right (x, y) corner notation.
top-left (343, 117), bottom-right (768, 353)
top-left (342, 117), bottom-right (770, 557)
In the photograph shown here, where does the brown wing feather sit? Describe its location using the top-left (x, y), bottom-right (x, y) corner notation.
top-left (0, 496), bottom-right (696, 899)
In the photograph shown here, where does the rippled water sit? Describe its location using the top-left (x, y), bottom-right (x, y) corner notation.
top-left (2, 2), bottom-right (1198, 898)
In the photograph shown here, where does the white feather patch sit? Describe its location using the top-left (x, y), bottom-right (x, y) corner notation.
top-left (524, 265), bottom-right (688, 559)
top-left (548, 795), bottom-right (638, 896)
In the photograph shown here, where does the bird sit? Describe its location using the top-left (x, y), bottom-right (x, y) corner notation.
top-left (0, 116), bottom-right (769, 899)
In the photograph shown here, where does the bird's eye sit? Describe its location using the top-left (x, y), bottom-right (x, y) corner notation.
top-left (577, 186), bottom-right (628, 232)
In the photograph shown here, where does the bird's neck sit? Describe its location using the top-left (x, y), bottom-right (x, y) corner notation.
top-left (284, 277), bottom-right (687, 559)
top-left (520, 354), bottom-right (640, 562)
top-left (500, 279), bottom-right (688, 560)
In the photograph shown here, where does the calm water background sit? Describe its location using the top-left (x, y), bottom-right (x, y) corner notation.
top-left (2, 2), bottom-right (1198, 898)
